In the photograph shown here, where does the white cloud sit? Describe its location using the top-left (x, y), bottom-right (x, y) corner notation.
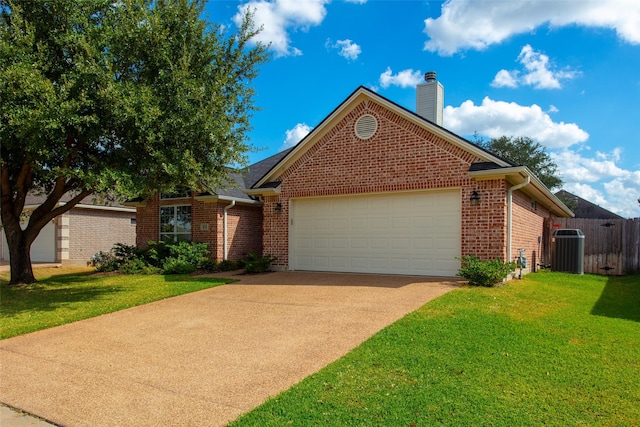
top-left (443, 97), bottom-right (589, 149)
top-left (282, 123), bottom-right (311, 149)
top-left (379, 67), bottom-right (423, 89)
top-left (327, 39), bottom-right (362, 60)
top-left (492, 45), bottom-right (580, 89)
top-left (424, 0), bottom-right (640, 55)
top-left (234, 0), bottom-right (329, 57)
top-left (492, 69), bottom-right (518, 88)
top-left (552, 149), bottom-right (640, 218)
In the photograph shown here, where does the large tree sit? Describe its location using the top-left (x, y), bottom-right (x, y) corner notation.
top-left (0, 0), bottom-right (268, 284)
top-left (478, 136), bottom-right (563, 190)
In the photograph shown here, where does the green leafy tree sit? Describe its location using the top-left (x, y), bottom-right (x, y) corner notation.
top-left (478, 136), bottom-right (563, 190)
top-left (0, 0), bottom-right (268, 284)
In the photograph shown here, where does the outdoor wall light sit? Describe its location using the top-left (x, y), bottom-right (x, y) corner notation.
top-left (470, 191), bottom-right (480, 206)
top-left (274, 202), bottom-right (282, 212)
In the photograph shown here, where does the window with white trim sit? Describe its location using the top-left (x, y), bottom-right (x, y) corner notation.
top-left (159, 205), bottom-right (191, 242)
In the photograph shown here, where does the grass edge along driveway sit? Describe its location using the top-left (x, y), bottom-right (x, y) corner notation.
top-left (229, 272), bottom-right (640, 427)
top-left (0, 268), bottom-right (231, 339)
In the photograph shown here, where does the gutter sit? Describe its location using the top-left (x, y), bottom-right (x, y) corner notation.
top-left (506, 174), bottom-right (530, 264)
top-left (223, 200), bottom-right (235, 261)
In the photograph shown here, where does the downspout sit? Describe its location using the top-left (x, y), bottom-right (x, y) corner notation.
top-left (223, 200), bottom-right (236, 261)
top-left (506, 175), bottom-right (530, 264)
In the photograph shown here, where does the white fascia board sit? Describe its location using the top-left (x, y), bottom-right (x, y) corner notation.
top-left (243, 186), bottom-right (281, 197)
top-left (195, 194), bottom-right (262, 206)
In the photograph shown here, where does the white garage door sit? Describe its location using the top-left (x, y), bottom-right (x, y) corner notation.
top-left (291, 190), bottom-right (461, 276)
top-left (1, 220), bottom-right (56, 263)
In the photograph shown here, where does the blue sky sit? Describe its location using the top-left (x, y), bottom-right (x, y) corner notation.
top-left (205, 0), bottom-right (640, 218)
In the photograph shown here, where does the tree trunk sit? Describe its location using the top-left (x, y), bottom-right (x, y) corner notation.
top-left (4, 223), bottom-right (36, 285)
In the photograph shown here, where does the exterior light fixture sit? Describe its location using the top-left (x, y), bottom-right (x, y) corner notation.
top-left (470, 191), bottom-right (480, 206)
top-left (274, 202), bottom-right (282, 212)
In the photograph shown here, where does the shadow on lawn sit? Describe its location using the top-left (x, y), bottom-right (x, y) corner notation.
top-left (0, 274), bottom-right (125, 317)
top-left (591, 275), bottom-right (640, 323)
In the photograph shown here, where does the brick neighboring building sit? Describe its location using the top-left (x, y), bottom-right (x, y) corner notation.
top-left (1, 195), bottom-right (136, 266)
top-left (131, 77), bottom-right (573, 276)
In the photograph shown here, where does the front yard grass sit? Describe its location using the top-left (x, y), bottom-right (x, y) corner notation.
top-left (0, 268), bottom-right (230, 339)
top-left (229, 272), bottom-right (640, 426)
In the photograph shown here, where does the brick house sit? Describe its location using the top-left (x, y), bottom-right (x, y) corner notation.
top-left (131, 76), bottom-right (573, 276)
top-left (1, 194), bottom-right (136, 265)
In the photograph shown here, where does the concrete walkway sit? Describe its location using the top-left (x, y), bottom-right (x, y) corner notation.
top-left (1, 271), bottom-right (460, 426)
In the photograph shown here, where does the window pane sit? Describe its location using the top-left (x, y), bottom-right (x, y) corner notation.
top-left (158, 205), bottom-right (191, 242)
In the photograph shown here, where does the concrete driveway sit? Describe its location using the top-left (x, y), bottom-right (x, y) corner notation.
top-left (0, 271), bottom-right (460, 426)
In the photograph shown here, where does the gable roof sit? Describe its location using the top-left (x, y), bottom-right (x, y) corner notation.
top-left (555, 190), bottom-right (623, 219)
top-left (194, 148), bottom-right (294, 204)
top-left (247, 86), bottom-right (573, 217)
top-left (251, 86), bottom-right (512, 189)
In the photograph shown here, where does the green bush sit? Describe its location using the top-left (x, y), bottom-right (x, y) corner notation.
top-left (217, 259), bottom-right (238, 272)
top-left (146, 241), bottom-right (172, 268)
top-left (119, 258), bottom-right (160, 275)
top-left (168, 241), bottom-right (209, 266)
top-left (92, 251), bottom-right (120, 272)
top-left (199, 258), bottom-right (219, 273)
top-left (244, 251), bottom-right (276, 274)
top-left (456, 255), bottom-right (516, 287)
top-left (112, 243), bottom-right (142, 262)
top-left (162, 257), bottom-right (196, 275)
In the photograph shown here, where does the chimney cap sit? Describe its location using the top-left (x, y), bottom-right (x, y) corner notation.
top-left (424, 71), bottom-right (437, 82)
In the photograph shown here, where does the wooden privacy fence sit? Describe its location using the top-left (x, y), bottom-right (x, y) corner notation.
top-left (543, 217), bottom-right (640, 275)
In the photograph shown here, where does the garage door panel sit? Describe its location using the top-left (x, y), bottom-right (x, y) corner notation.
top-left (291, 190), bottom-right (461, 276)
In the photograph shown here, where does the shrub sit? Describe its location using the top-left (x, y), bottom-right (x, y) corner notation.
top-left (168, 241), bottom-right (209, 266)
top-left (456, 255), bottom-right (516, 287)
top-left (217, 259), bottom-right (238, 272)
top-left (92, 251), bottom-right (120, 272)
top-left (119, 258), bottom-right (160, 275)
top-left (199, 258), bottom-right (219, 273)
top-left (112, 243), bottom-right (142, 262)
top-left (145, 241), bottom-right (172, 267)
top-left (162, 257), bottom-right (196, 275)
top-left (244, 251), bottom-right (276, 274)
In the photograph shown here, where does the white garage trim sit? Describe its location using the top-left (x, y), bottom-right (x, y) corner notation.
top-left (289, 189), bottom-right (461, 276)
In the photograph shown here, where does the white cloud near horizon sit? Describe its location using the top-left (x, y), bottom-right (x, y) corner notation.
top-left (444, 95), bottom-right (639, 217)
top-left (282, 123), bottom-right (312, 150)
top-left (424, 0), bottom-right (640, 55)
top-left (492, 45), bottom-right (580, 89)
top-left (551, 149), bottom-right (640, 218)
top-left (234, 0), bottom-right (330, 57)
top-left (443, 97), bottom-right (589, 149)
top-left (327, 39), bottom-right (362, 60)
top-left (379, 67), bottom-right (423, 89)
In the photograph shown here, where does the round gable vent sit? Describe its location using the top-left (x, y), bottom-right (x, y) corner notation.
top-left (354, 114), bottom-right (378, 140)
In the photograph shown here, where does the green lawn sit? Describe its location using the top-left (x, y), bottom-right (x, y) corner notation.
top-left (229, 272), bottom-right (640, 427)
top-left (0, 268), bottom-right (230, 339)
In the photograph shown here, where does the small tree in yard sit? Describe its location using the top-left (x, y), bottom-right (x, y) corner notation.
top-left (0, 0), bottom-right (268, 284)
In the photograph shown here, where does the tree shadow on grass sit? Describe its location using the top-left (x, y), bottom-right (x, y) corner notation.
top-left (0, 274), bottom-right (126, 317)
top-left (591, 275), bottom-right (640, 323)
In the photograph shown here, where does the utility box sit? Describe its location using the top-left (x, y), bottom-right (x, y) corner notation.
top-left (551, 229), bottom-right (585, 274)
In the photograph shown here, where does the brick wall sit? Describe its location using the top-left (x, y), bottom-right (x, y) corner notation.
top-left (67, 208), bottom-right (136, 264)
top-left (510, 188), bottom-right (550, 268)
top-left (262, 98), bottom-right (514, 269)
top-left (136, 193), bottom-right (262, 262)
top-left (263, 100), bottom-right (506, 267)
